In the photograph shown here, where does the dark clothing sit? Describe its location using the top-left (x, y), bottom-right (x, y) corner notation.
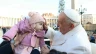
top-left (90, 39), bottom-right (95, 43)
top-left (2, 28), bottom-right (6, 34)
top-left (48, 49), bottom-right (67, 54)
top-left (0, 41), bottom-right (13, 54)
top-left (90, 36), bottom-right (95, 43)
top-left (0, 41), bottom-right (10, 47)
top-left (31, 49), bottom-right (40, 54)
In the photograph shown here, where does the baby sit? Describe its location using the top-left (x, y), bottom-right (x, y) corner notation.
top-left (2, 12), bottom-right (46, 54)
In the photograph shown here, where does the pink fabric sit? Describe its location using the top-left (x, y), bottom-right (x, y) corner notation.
top-left (3, 18), bottom-right (45, 54)
top-left (14, 44), bottom-right (33, 54)
top-left (21, 47), bottom-right (32, 54)
top-left (3, 24), bottom-right (19, 41)
top-left (3, 18), bottom-right (45, 47)
top-left (31, 31), bottom-right (37, 47)
top-left (28, 12), bottom-right (45, 24)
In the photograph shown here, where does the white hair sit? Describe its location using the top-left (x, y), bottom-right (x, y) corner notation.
top-left (67, 17), bottom-right (80, 27)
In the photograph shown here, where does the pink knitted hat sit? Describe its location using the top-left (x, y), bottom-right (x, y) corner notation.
top-left (27, 12), bottom-right (45, 24)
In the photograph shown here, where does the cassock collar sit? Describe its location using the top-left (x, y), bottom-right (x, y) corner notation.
top-left (58, 24), bottom-right (84, 45)
top-left (63, 24), bottom-right (83, 40)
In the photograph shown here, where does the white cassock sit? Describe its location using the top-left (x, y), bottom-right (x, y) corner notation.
top-left (45, 24), bottom-right (92, 54)
top-left (91, 43), bottom-right (96, 54)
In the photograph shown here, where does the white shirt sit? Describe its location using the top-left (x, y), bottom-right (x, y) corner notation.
top-left (91, 43), bottom-right (96, 54)
top-left (45, 24), bottom-right (92, 54)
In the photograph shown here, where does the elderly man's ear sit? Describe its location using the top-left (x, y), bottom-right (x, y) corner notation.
top-left (70, 23), bottom-right (75, 30)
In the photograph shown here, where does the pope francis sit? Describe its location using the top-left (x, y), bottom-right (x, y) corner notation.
top-left (42, 9), bottom-right (92, 54)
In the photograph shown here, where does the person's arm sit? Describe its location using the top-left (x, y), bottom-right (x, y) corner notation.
top-left (43, 18), bottom-right (55, 40)
top-left (45, 26), bottom-right (55, 40)
top-left (39, 38), bottom-right (45, 48)
top-left (40, 27), bottom-right (56, 54)
top-left (41, 45), bottom-right (50, 54)
top-left (68, 46), bottom-right (91, 54)
top-left (2, 25), bottom-right (19, 41)
top-left (2, 20), bottom-right (22, 41)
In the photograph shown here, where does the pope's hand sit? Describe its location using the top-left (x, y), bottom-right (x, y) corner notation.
top-left (43, 18), bottom-right (48, 33)
top-left (41, 45), bottom-right (50, 54)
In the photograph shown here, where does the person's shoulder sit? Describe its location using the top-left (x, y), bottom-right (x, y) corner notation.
top-left (70, 34), bottom-right (89, 45)
top-left (91, 43), bottom-right (96, 54)
top-left (91, 43), bottom-right (96, 46)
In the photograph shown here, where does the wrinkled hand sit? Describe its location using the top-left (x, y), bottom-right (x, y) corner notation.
top-left (41, 45), bottom-right (50, 54)
top-left (43, 18), bottom-right (48, 33)
top-left (11, 44), bottom-right (15, 50)
top-left (35, 38), bottom-right (39, 48)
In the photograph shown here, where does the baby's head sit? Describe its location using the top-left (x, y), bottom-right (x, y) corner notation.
top-left (26, 12), bottom-right (45, 31)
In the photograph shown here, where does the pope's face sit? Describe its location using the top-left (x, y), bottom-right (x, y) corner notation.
top-left (58, 12), bottom-right (71, 34)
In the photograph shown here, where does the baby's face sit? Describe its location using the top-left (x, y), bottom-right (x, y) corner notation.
top-left (28, 18), bottom-right (44, 31)
top-left (34, 22), bottom-right (44, 31)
